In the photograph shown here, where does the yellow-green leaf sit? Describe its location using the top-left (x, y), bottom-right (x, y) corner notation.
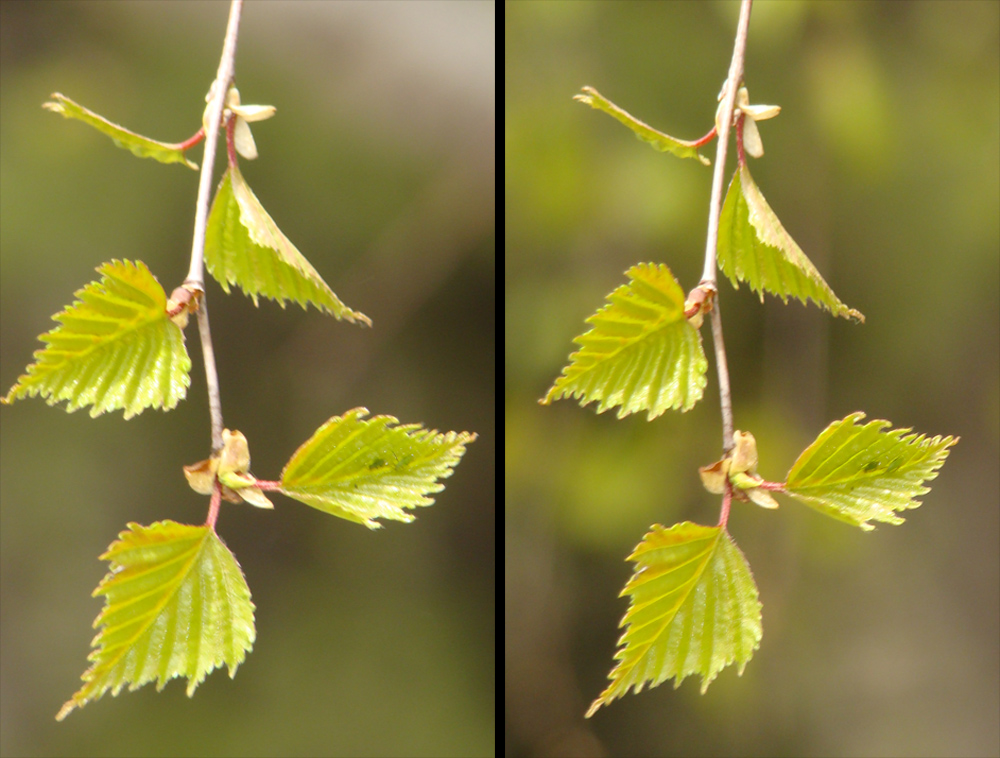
top-left (718, 164), bottom-right (863, 321)
top-left (205, 165), bottom-right (370, 324)
top-left (56, 521), bottom-right (255, 720)
top-left (587, 522), bottom-right (761, 717)
top-left (541, 263), bottom-right (708, 419)
top-left (3, 260), bottom-right (191, 418)
top-left (575, 86), bottom-right (711, 165)
top-left (280, 408), bottom-right (476, 529)
top-left (785, 412), bottom-right (958, 530)
top-left (43, 93), bottom-right (197, 170)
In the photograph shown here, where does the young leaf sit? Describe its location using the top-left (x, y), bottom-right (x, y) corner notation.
top-left (204, 165), bottom-right (370, 324)
top-left (279, 408), bottom-right (476, 529)
top-left (574, 86), bottom-right (711, 165)
top-left (43, 93), bottom-right (197, 170)
top-left (784, 412), bottom-right (958, 531)
top-left (56, 521), bottom-right (255, 721)
top-left (587, 522), bottom-right (762, 718)
top-left (541, 263), bottom-right (708, 419)
top-left (2, 259), bottom-right (191, 418)
top-left (718, 164), bottom-right (864, 321)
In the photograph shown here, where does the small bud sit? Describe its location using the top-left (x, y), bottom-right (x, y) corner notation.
top-left (730, 430), bottom-right (759, 474)
top-left (699, 458), bottom-right (731, 495)
top-left (183, 457), bottom-right (218, 496)
top-left (215, 429), bottom-right (274, 509)
top-left (166, 282), bottom-right (203, 329)
top-left (742, 116), bottom-right (764, 159)
top-left (747, 487), bottom-right (779, 509)
top-left (684, 284), bottom-right (715, 329)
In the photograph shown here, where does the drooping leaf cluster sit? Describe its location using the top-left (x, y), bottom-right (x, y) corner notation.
top-left (543, 85), bottom-right (956, 717)
top-left (6, 91), bottom-right (476, 719)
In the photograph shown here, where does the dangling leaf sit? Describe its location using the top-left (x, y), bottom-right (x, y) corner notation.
top-left (56, 521), bottom-right (255, 720)
top-left (784, 412), bottom-right (958, 530)
top-left (2, 259), bottom-right (191, 418)
top-left (43, 93), bottom-right (197, 170)
top-left (204, 165), bottom-right (370, 324)
top-left (280, 408), bottom-right (476, 529)
top-left (718, 164), bottom-right (863, 321)
top-left (574, 86), bottom-right (711, 165)
top-left (541, 263), bottom-right (708, 419)
top-left (586, 522), bottom-right (761, 718)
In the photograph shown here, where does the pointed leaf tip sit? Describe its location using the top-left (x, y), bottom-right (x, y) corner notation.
top-left (718, 164), bottom-right (863, 321)
top-left (280, 408), bottom-right (475, 528)
top-left (3, 259), bottom-right (191, 418)
top-left (542, 263), bottom-right (708, 419)
top-left (205, 166), bottom-right (370, 324)
top-left (785, 412), bottom-right (958, 530)
top-left (56, 521), bottom-right (255, 720)
top-left (586, 522), bottom-right (761, 717)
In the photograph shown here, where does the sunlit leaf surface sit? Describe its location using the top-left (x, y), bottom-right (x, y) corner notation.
top-left (3, 259), bottom-right (191, 418)
top-left (205, 165), bottom-right (370, 324)
top-left (43, 93), bottom-right (197, 169)
top-left (587, 522), bottom-right (761, 717)
top-left (785, 412), bottom-right (957, 530)
top-left (575, 86), bottom-right (711, 165)
top-left (56, 521), bottom-right (255, 720)
top-left (280, 408), bottom-right (476, 528)
top-left (541, 263), bottom-right (707, 419)
top-left (718, 164), bottom-right (863, 321)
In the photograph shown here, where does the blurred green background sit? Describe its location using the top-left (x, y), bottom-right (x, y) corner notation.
top-left (0, 2), bottom-right (494, 756)
top-left (505, 2), bottom-right (997, 757)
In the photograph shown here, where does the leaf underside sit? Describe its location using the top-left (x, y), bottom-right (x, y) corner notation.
top-left (541, 263), bottom-right (708, 419)
top-left (57, 521), bottom-right (255, 721)
top-left (587, 522), bottom-right (762, 717)
top-left (574, 86), bottom-right (711, 165)
top-left (784, 412), bottom-right (958, 530)
top-left (718, 164), bottom-right (863, 321)
top-left (43, 93), bottom-right (197, 169)
top-left (280, 407), bottom-right (477, 528)
top-left (205, 165), bottom-right (370, 324)
top-left (2, 259), bottom-right (191, 418)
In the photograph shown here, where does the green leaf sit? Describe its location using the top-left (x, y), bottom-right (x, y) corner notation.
top-left (574, 86), bottom-right (711, 165)
top-left (2, 260), bottom-right (191, 418)
top-left (718, 164), bottom-right (864, 321)
top-left (280, 408), bottom-right (477, 529)
top-left (205, 165), bottom-right (370, 324)
top-left (587, 522), bottom-right (761, 718)
top-left (784, 412), bottom-right (958, 531)
top-left (56, 521), bottom-right (255, 721)
top-left (541, 263), bottom-right (707, 419)
top-left (43, 93), bottom-right (197, 170)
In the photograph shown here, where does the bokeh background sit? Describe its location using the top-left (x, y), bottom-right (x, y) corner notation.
top-left (506, 2), bottom-right (998, 757)
top-left (0, 2), bottom-right (494, 756)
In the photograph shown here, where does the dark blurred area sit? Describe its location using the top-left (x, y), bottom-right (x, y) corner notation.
top-left (506, 2), bottom-right (998, 757)
top-left (0, 2), bottom-right (494, 756)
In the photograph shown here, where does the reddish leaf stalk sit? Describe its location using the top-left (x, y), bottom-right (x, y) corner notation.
top-left (690, 125), bottom-right (717, 148)
top-left (718, 482), bottom-right (733, 529)
top-left (173, 127), bottom-right (206, 153)
top-left (225, 115), bottom-right (238, 168)
top-left (206, 482), bottom-right (223, 531)
top-left (735, 113), bottom-right (746, 167)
